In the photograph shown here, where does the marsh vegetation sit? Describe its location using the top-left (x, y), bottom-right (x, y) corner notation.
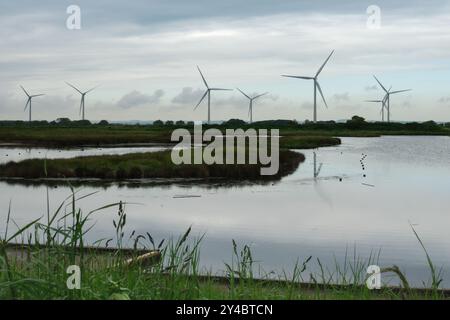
top-left (0, 189), bottom-right (446, 300)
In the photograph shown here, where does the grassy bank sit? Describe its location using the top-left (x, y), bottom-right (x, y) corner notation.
top-left (2, 119), bottom-right (448, 149)
top-left (280, 136), bottom-right (341, 149)
top-left (0, 126), bottom-right (344, 149)
top-left (0, 190), bottom-right (446, 300)
top-left (0, 149), bottom-right (304, 181)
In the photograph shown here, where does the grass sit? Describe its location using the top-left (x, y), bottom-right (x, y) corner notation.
top-left (0, 126), bottom-right (343, 149)
top-left (0, 187), bottom-right (448, 300)
top-left (280, 136), bottom-right (341, 149)
top-left (0, 121), bottom-right (448, 148)
top-left (0, 149), bottom-right (304, 181)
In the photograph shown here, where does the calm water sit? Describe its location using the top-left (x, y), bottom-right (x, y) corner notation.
top-left (0, 145), bottom-right (167, 164)
top-left (1, 136), bottom-right (450, 287)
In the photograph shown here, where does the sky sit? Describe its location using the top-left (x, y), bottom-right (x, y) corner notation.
top-left (1, 0), bottom-right (450, 122)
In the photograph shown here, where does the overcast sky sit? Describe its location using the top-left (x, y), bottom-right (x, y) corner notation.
top-left (1, 0), bottom-right (450, 122)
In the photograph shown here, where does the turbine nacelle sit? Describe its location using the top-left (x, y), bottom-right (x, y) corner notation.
top-left (372, 76), bottom-right (412, 122)
top-left (20, 86), bottom-right (44, 122)
top-left (66, 82), bottom-right (98, 120)
top-left (194, 67), bottom-right (232, 124)
top-left (281, 50), bottom-right (334, 122)
top-left (237, 88), bottom-right (268, 123)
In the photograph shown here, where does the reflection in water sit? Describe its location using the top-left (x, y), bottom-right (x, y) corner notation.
top-left (312, 151), bottom-right (333, 209)
top-left (313, 152), bottom-right (323, 179)
top-left (1, 136), bottom-right (450, 287)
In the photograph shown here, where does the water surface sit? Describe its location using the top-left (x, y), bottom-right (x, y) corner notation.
top-left (1, 136), bottom-right (450, 288)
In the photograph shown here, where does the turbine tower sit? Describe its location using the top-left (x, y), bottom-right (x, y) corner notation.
top-left (194, 66), bottom-right (232, 124)
top-left (373, 76), bottom-right (411, 122)
top-left (66, 82), bottom-right (98, 120)
top-left (313, 152), bottom-right (323, 179)
top-left (365, 99), bottom-right (386, 122)
top-left (236, 88), bottom-right (268, 123)
top-left (20, 86), bottom-right (44, 122)
top-left (282, 50), bottom-right (335, 123)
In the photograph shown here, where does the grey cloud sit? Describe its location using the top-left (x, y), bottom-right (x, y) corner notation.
top-left (365, 85), bottom-right (378, 91)
top-left (301, 102), bottom-right (313, 110)
top-left (402, 101), bottom-right (412, 108)
top-left (333, 92), bottom-right (350, 102)
top-left (1, 1), bottom-right (450, 122)
top-left (117, 90), bottom-right (164, 109)
top-left (265, 94), bottom-right (279, 101)
top-left (172, 87), bottom-right (204, 104)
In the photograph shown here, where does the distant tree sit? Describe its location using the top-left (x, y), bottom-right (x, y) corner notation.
top-left (186, 121), bottom-right (195, 126)
top-left (223, 119), bottom-right (247, 126)
top-left (165, 120), bottom-right (174, 126)
top-left (56, 118), bottom-right (71, 124)
top-left (350, 115), bottom-right (366, 123)
top-left (153, 120), bottom-right (164, 126)
top-left (98, 120), bottom-right (109, 125)
top-left (346, 115), bottom-right (366, 129)
top-left (175, 120), bottom-right (185, 126)
top-left (72, 120), bottom-right (91, 126)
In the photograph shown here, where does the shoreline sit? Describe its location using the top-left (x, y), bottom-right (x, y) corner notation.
top-left (0, 149), bottom-right (305, 181)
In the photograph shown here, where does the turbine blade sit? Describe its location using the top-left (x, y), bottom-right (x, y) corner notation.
top-left (373, 75), bottom-right (388, 93)
top-left (237, 88), bottom-right (251, 99)
top-left (194, 90), bottom-right (208, 110)
top-left (316, 81), bottom-right (328, 108)
top-left (317, 163), bottom-right (323, 176)
top-left (281, 75), bottom-right (314, 80)
top-left (365, 100), bottom-right (382, 103)
top-left (197, 66), bottom-right (209, 89)
top-left (66, 82), bottom-right (83, 94)
top-left (79, 97), bottom-right (83, 116)
top-left (253, 92), bottom-right (268, 100)
top-left (390, 89), bottom-right (412, 94)
top-left (31, 94), bottom-right (45, 98)
top-left (85, 85), bottom-right (99, 94)
top-left (20, 85), bottom-right (30, 97)
top-left (210, 88), bottom-right (232, 91)
top-left (24, 99), bottom-right (30, 111)
top-left (315, 50), bottom-right (334, 78)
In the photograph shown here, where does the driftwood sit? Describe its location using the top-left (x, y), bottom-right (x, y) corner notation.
top-left (123, 251), bottom-right (162, 268)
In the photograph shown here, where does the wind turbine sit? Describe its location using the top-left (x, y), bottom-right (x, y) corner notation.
top-left (20, 86), bottom-right (44, 122)
top-left (365, 99), bottom-right (386, 122)
top-left (282, 50), bottom-right (335, 123)
top-left (66, 82), bottom-right (98, 120)
top-left (236, 88), bottom-right (268, 123)
top-left (373, 76), bottom-right (411, 122)
top-left (365, 86), bottom-right (392, 122)
top-left (194, 66), bottom-right (232, 124)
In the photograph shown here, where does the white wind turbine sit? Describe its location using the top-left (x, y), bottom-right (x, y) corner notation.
top-left (282, 50), bottom-right (335, 123)
top-left (366, 99), bottom-right (386, 122)
top-left (20, 86), bottom-right (45, 122)
top-left (373, 76), bottom-right (411, 122)
top-left (236, 88), bottom-right (268, 123)
top-left (194, 66), bottom-right (232, 124)
top-left (66, 82), bottom-right (98, 120)
top-left (365, 86), bottom-right (391, 122)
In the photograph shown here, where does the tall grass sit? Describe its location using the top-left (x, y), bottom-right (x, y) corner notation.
top-left (0, 187), bottom-right (447, 300)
